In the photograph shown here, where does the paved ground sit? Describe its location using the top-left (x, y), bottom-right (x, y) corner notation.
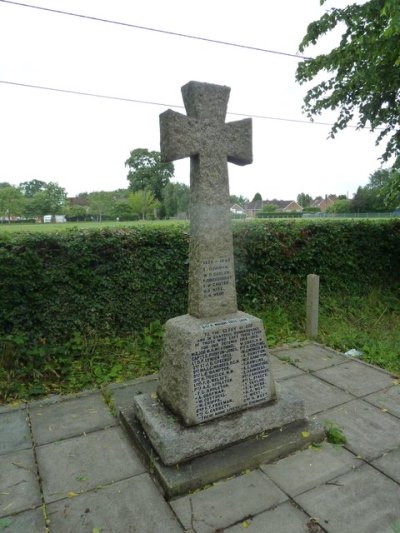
top-left (1, 342), bottom-right (400, 533)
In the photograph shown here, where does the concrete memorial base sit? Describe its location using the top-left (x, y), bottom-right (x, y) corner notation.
top-left (120, 396), bottom-right (324, 498)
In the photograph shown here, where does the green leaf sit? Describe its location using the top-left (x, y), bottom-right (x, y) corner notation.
top-left (0, 518), bottom-right (13, 532)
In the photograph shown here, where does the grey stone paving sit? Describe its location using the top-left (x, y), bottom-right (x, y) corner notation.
top-left (170, 470), bottom-right (287, 533)
top-left (272, 343), bottom-right (346, 371)
top-left (270, 354), bottom-right (305, 381)
top-left (0, 508), bottom-right (46, 533)
top-left (295, 463), bottom-right (400, 533)
top-left (372, 447), bottom-right (400, 484)
top-left (261, 441), bottom-right (362, 497)
top-left (107, 375), bottom-right (158, 414)
top-left (0, 409), bottom-right (31, 455)
top-left (316, 399), bottom-right (400, 460)
top-left (0, 343), bottom-right (399, 533)
top-left (314, 359), bottom-right (394, 396)
top-left (0, 449), bottom-right (41, 518)
top-left (36, 426), bottom-right (145, 503)
top-left (30, 392), bottom-right (117, 445)
top-left (46, 474), bottom-right (182, 533)
top-left (364, 384), bottom-right (400, 418)
top-left (225, 501), bottom-right (324, 532)
top-left (278, 373), bottom-right (354, 415)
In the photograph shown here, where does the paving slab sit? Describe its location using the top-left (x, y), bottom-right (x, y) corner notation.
top-left (0, 508), bottom-right (46, 533)
top-left (295, 463), bottom-right (400, 533)
top-left (107, 374), bottom-right (158, 414)
top-left (225, 501), bottom-right (324, 533)
top-left (46, 473), bottom-right (182, 533)
top-left (314, 359), bottom-right (394, 397)
top-left (316, 399), bottom-right (400, 460)
top-left (29, 392), bottom-right (116, 445)
top-left (372, 447), bottom-right (400, 484)
top-left (272, 344), bottom-right (346, 372)
top-left (0, 401), bottom-right (26, 415)
top-left (277, 374), bottom-right (353, 416)
top-left (270, 355), bottom-right (305, 381)
top-left (261, 441), bottom-right (362, 497)
top-left (0, 410), bottom-right (31, 456)
top-left (0, 449), bottom-right (41, 518)
top-left (364, 384), bottom-right (400, 418)
top-left (170, 469), bottom-right (287, 533)
top-left (36, 426), bottom-right (145, 503)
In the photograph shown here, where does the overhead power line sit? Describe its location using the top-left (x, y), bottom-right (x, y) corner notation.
top-left (0, 79), bottom-right (345, 128)
top-left (0, 0), bottom-right (312, 60)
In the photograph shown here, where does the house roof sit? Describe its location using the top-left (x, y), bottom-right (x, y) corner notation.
top-left (245, 199), bottom-right (301, 211)
top-left (311, 195), bottom-right (337, 207)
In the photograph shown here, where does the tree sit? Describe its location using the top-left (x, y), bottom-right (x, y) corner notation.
top-left (28, 182), bottom-right (67, 218)
top-left (385, 169), bottom-right (400, 208)
top-left (125, 148), bottom-right (174, 201)
top-left (128, 190), bottom-right (159, 220)
top-left (326, 198), bottom-right (352, 213)
top-left (369, 159), bottom-right (400, 209)
top-left (252, 192), bottom-right (262, 202)
top-left (351, 185), bottom-right (385, 212)
top-left (0, 186), bottom-right (25, 221)
top-left (297, 193), bottom-right (312, 208)
top-left (87, 191), bottom-right (115, 222)
top-left (262, 202), bottom-right (278, 213)
top-left (64, 204), bottom-right (88, 221)
top-left (229, 194), bottom-right (248, 207)
top-left (19, 179), bottom-right (47, 197)
top-left (162, 182), bottom-right (190, 218)
top-left (296, 0), bottom-right (400, 162)
top-left (350, 159), bottom-right (400, 211)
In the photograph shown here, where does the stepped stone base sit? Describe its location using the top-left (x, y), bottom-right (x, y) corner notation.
top-left (121, 399), bottom-right (324, 498)
top-left (130, 389), bottom-right (305, 465)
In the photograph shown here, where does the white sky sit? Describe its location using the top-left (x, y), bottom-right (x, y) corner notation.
top-left (0, 0), bottom-right (384, 201)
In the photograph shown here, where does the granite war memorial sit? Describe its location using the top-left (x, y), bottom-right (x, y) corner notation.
top-left (121, 81), bottom-right (324, 497)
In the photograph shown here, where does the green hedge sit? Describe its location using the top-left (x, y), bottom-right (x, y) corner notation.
top-left (1, 220), bottom-right (399, 347)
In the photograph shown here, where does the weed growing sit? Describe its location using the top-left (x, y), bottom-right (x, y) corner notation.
top-left (325, 421), bottom-right (347, 445)
top-left (0, 320), bottom-right (164, 403)
top-left (317, 288), bottom-right (400, 375)
top-left (1, 289), bottom-right (399, 404)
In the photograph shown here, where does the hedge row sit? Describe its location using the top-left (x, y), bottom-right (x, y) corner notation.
top-left (1, 219), bottom-right (399, 346)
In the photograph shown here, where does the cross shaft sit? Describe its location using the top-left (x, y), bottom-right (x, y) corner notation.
top-left (160, 81), bottom-right (252, 318)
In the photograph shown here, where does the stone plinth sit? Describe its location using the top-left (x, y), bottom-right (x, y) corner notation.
top-left (157, 312), bottom-right (276, 426)
top-left (131, 388), bottom-right (305, 465)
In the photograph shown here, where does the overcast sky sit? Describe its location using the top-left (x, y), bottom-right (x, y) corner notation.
top-left (0, 0), bottom-right (384, 201)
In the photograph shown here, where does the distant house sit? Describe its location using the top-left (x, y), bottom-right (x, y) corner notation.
top-left (244, 200), bottom-right (263, 218)
top-left (245, 199), bottom-right (302, 217)
top-left (230, 203), bottom-right (246, 217)
top-left (267, 200), bottom-right (302, 212)
top-left (311, 195), bottom-right (337, 212)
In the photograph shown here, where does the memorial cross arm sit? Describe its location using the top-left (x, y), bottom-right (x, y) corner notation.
top-left (159, 81), bottom-right (253, 318)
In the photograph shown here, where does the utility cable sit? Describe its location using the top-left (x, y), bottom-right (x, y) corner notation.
top-left (0, 0), bottom-right (312, 60)
top-left (0, 79), bottom-right (349, 128)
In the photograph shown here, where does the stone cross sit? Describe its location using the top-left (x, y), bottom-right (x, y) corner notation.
top-left (160, 81), bottom-right (252, 318)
